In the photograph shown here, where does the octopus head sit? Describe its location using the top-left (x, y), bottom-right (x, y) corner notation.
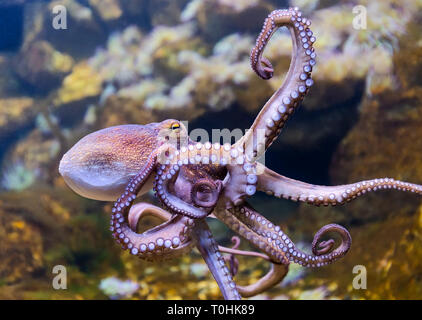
top-left (157, 119), bottom-right (189, 148)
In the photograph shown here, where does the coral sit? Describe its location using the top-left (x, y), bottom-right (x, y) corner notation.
top-left (89, 23), bottom-right (267, 118)
top-left (0, 185), bottom-right (123, 298)
top-left (89, 23), bottom-right (198, 85)
top-left (35, 113), bottom-right (60, 134)
top-left (393, 20), bottom-right (422, 90)
top-left (217, 0), bottom-right (260, 12)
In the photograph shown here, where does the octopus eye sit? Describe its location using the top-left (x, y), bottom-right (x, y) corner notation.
top-left (171, 122), bottom-right (180, 130)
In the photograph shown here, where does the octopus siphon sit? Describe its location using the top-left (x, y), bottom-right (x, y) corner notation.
top-left (59, 7), bottom-right (422, 300)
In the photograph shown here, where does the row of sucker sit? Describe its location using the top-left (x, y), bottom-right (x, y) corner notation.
top-left (241, 7), bottom-right (316, 160)
top-left (110, 152), bottom-right (195, 261)
top-left (153, 143), bottom-right (259, 216)
top-left (214, 208), bottom-right (291, 265)
top-left (193, 219), bottom-right (242, 300)
top-left (262, 176), bottom-right (422, 206)
top-left (231, 205), bottom-right (352, 267)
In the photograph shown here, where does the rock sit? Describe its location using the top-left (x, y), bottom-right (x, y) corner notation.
top-left (329, 24), bottom-right (422, 221)
top-left (196, 0), bottom-right (272, 43)
top-left (0, 97), bottom-right (35, 151)
top-left (0, 97), bottom-right (34, 132)
top-left (13, 41), bottom-right (74, 92)
top-left (303, 208), bottom-right (422, 299)
top-left (1, 129), bottom-right (61, 188)
top-left (148, 0), bottom-right (191, 27)
top-left (44, 0), bottom-right (106, 58)
top-left (89, 0), bottom-right (123, 22)
top-left (0, 206), bottom-right (43, 284)
top-left (189, 262), bottom-right (209, 278)
top-left (52, 62), bottom-right (103, 126)
top-left (393, 21), bottom-right (422, 90)
top-left (97, 95), bottom-right (159, 128)
top-left (0, 55), bottom-right (21, 97)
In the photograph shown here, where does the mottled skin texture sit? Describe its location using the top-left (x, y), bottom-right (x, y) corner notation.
top-left (59, 8), bottom-right (422, 300)
top-left (60, 120), bottom-right (186, 201)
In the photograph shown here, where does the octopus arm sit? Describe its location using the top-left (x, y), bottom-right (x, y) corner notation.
top-left (235, 8), bottom-right (316, 160)
top-left (218, 239), bottom-right (289, 297)
top-left (193, 219), bottom-right (242, 300)
top-left (111, 157), bottom-right (195, 260)
top-left (237, 263), bottom-right (288, 298)
top-left (258, 164), bottom-right (422, 206)
top-left (215, 204), bottom-right (351, 268)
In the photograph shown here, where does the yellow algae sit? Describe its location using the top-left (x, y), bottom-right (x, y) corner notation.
top-left (89, 0), bottom-right (122, 21)
top-left (0, 97), bottom-right (34, 127)
top-left (54, 62), bottom-right (102, 106)
top-left (11, 221), bottom-right (26, 230)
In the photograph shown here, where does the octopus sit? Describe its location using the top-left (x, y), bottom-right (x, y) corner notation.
top-left (59, 8), bottom-right (422, 300)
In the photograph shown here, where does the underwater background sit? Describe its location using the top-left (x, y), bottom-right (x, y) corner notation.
top-left (0, 0), bottom-right (421, 300)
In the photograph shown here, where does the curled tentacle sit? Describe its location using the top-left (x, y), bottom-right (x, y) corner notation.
top-left (219, 237), bottom-right (289, 297)
top-left (127, 203), bottom-right (195, 258)
top-left (257, 164), bottom-right (422, 206)
top-left (111, 152), bottom-right (195, 261)
top-left (223, 236), bottom-right (241, 276)
top-left (235, 7), bottom-right (316, 160)
top-left (239, 204), bottom-right (351, 267)
top-left (311, 224), bottom-right (350, 258)
top-left (214, 206), bottom-right (290, 264)
top-left (128, 202), bottom-right (172, 230)
top-left (217, 203), bottom-right (351, 268)
top-left (112, 212), bottom-right (195, 261)
top-left (238, 263), bottom-right (288, 298)
top-left (255, 57), bottom-right (274, 80)
top-left (127, 205), bottom-right (268, 276)
top-left (313, 239), bottom-right (335, 255)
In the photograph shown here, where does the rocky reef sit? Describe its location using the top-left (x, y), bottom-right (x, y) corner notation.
top-left (0, 0), bottom-right (421, 299)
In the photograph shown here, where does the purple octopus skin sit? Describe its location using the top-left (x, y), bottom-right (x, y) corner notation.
top-left (59, 7), bottom-right (422, 300)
